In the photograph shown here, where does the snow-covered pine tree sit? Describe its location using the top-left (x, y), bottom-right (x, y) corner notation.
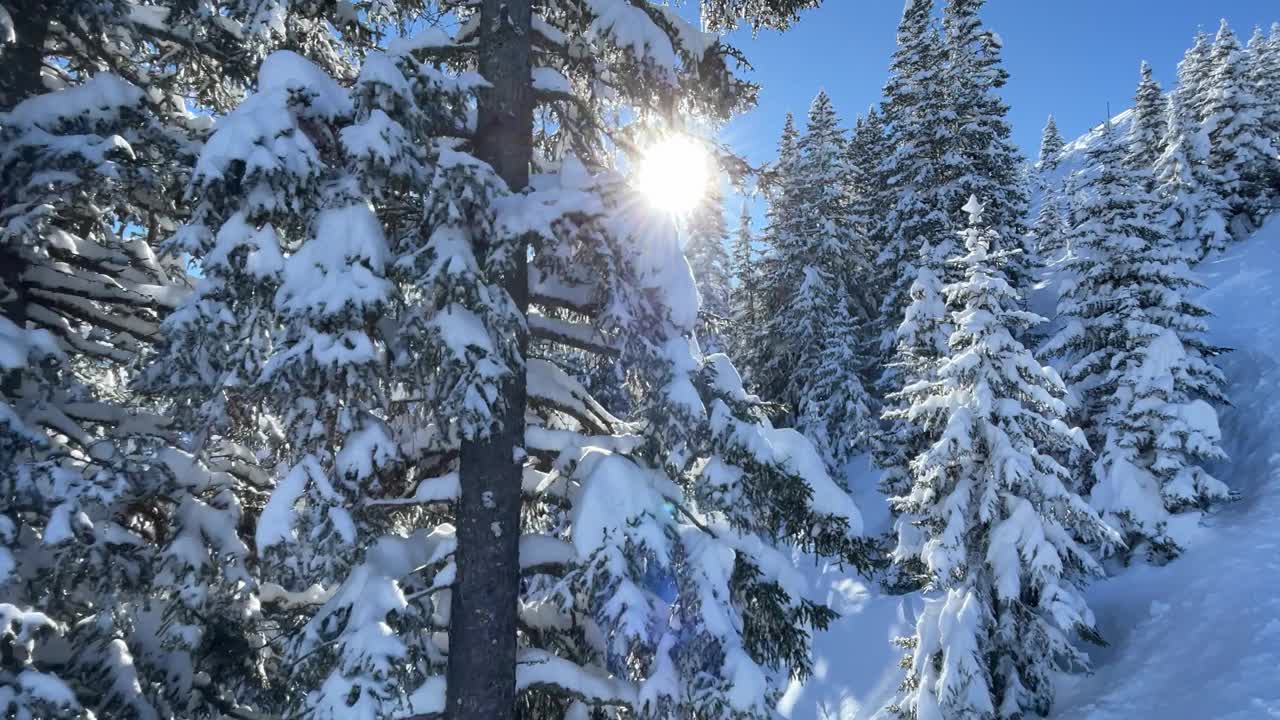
top-left (1202, 20), bottom-right (1277, 231)
top-left (1046, 122), bottom-right (1231, 562)
top-left (1177, 30), bottom-right (1215, 125)
top-left (1155, 83), bottom-right (1231, 258)
top-left (142, 3), bottom-right (870, 718)
top-left (1246, 24), bottom-right (1280, 199)
top-left (448, 1), bottom-right (846, 714)
top-left (875, 246), bottom-right (950, 593)
top-left (886, 196), bottom-right (1113, 720)
top-left (1128, 61), bottom-right (1168, 173)
top-left (876, 0), bottom-right (953, 361)
top-left (796, 298), bottom-right (877, 472)
top-left (523, 170), bottom-right (876, 718)
top-left (872, 0), bottom-right (957, 557)
top-left (749, 113), bottom-right (803, 403)
top-left (795, 89), bottom-right (878, 342)
top-left (145, 39), bottom-right (520, 718)
top-left (750, 91), bottom-right (876, 467)
top-left (684, 182), bottom-right (734, 352)
top-left (507, 3), bottom-right (879, 700)
top-left (0, 0), bottom-right (392, 715)
top-left (729, 200), bottom-right (758, 361)
top-left (847, 106), bottom-right (892, 281)
top-left (1031, 189), bottom-right (1068, 262)
top-left (1032, 115), bottom-right (1069, 259)
top-left (940, 0), bottom-right (1032, 283)
top-left (1266, 23), bottom-right (1280, 123)
top-left (1035, 114), bottom-right (1065, 171)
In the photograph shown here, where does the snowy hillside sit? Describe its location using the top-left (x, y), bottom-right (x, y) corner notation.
top-left (777, 189), bottom-right (1280, 720)
top-left (1051, 217), bottom-right (1280, 720)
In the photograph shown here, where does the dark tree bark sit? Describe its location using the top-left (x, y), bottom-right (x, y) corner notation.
top-left (445, 0), bottom-right (533, 718)
top-left (0, 3), bottom-right (46, 396)
top-left (0, 0), bottom-right (45, 112)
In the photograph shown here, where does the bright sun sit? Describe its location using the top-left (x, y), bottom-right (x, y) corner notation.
top-left (636, 135), bottom-right (712, 215)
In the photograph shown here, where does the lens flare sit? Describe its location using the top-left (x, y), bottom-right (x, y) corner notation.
top-left (636, 135), bottom-right (712, 215)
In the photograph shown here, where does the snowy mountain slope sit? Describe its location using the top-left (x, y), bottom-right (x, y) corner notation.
top-left (1053, 109), bottom-right (1134, 179)
top-left (777, 197), bottom-right (1280, 720)
top-left (1051, 217), bottom-right (1280, 720)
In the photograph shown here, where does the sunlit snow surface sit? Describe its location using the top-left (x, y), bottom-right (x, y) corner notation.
top-left (780, 219), bottom-right (1280, 720)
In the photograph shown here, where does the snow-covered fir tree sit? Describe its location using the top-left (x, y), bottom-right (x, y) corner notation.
top-left (1035, 114), bottom-right (1065, 171)
top-left (940, 0), bottom-right (1030, 251)
top-left (872, 0), bottom-right (957, 565)
top-left (876, 245), bottom-right (950, 593)
top-left (0, 0), bottom-right (390, 715)
top-left (1177, 30), bottom-right (1215, 125)
top-left (878, 0), bottom-right (1036, 543)
top-left (1032, 115), bottom-right (1069, 259)
top-left (796, 303), bottom-right (877, 471)
top-left (750, 91), bottom-right (877, 468)
top-left (136, 3), bottom-right (874, 718)
top-left (748, 113), bottom-right (803, 402)
top-left (847, 106), bottom-right (892, 258)
top-left (1128, 61), bottom-right (1168, 173)
top-left (729, 200), bottom-right (758, 361)
top-left (1267, 24), bottom-right (1280, 121)
top-left (1202, 20), bottom-right (1276, 231)
top-left (875, 0), bottom-right (952, 360)
top-left (1155, 83), bottom-right (1231, 258)
top-left (794, 90), bottom-right (869, 310)
top-left (1046, 122), bottom-right (1231, 562)
top-left (684, 182), bottom-right (734, 352)
top-left (1245, 24), bottom-right (1280, 196)
top-left (886, 197), bottom-right (1114, 720)
top-left (145, 41), bottom-right (516, 718)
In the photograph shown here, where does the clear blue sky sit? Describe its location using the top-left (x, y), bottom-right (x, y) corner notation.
top-left (718, 0), bottom-right (1278, 175)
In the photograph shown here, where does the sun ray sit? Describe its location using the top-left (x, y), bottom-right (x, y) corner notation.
top-left (636, 135), bottom-right (712, 215)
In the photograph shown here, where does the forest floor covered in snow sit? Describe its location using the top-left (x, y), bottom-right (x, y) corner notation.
top-left (779, 218), bottom-right (1280, 720)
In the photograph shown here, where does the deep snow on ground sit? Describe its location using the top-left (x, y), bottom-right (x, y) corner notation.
top-left (778, 219), bottom-right (1280, 720)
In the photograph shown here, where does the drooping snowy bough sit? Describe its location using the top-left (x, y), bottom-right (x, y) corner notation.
top-left (131, 2), bottom-right (871, 719)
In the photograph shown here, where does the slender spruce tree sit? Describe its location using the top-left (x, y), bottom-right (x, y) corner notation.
top-left (1156, 84), bottom-right (1230, 257)
top-left (1202, 20), bottom-right (1276, 230)
top-left (1129, 61), bottom-right (1168, 173)
top-left (1033, 115), bottom-right (1069, 259)
top-left (886, 196), bottom-right (1112, 720)
top-left (729, 200), bottom-right (758, 361)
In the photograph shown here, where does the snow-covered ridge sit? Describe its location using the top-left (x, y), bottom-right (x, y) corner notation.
top-left (1043, 108), bottom-right (1133, 184)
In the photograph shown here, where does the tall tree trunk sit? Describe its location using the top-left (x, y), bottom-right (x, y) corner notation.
top-left (1, 3), bottom-right (46, 395)
top-left (445, 0), bottom-right (532, 718)
top-left (0, 0), bottom-right (45, 111)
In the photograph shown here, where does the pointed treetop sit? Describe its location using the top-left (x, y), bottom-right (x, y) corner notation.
top-left (1038, 113), bottom-right (1065, 167)
top-left (1215, 18), bottom-right (1235, 45)
top-left (901, 0), bottom-right (932, 21)
top-left (780, 112), bottom-right (797, 145)
top-left (963, 194), bottom-right (984, 222)
top-left (805, 89), bottom-right (841, 133)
